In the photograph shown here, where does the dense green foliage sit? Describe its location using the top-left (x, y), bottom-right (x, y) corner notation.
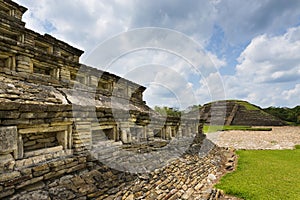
top-left (263, 106), bottom-right (300, 124)
top-left (154, 106), bottom-right (181, 117)
top-left (216, 149), bottom-right (300, 200)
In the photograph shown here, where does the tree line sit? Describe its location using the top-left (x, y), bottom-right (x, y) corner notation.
top-left (263, 106), bottom-right (300, 124)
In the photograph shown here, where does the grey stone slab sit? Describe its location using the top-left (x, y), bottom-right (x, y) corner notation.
top-left (0, 126), bottom-right (17, 154)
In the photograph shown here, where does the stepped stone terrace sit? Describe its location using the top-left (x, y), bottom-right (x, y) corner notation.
top-left (0, 1), bottom-right (235, 199)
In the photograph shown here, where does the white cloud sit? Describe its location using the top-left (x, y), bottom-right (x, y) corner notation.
top-left (225, 26), bottom-right (300, 107)
top-left (283, 84), bottom-right (300, 103)
top-left (16, 0), bottom-right (133, 52)
top-left (215, 0), bottom-right (300, 44)
top-left (195, 72), bottom-right (226, 104)
top-left (236, 27), bottom-right (300, 83)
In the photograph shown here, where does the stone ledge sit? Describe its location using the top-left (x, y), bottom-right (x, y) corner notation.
top-left (24, 145), bottom-right (63, 158)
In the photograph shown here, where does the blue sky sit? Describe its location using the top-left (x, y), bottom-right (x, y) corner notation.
top-left (15, 0), bottom-right (300, 109)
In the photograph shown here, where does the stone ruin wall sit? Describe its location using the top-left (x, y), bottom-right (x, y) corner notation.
top-left (0, 1), bottom-right (217, 199)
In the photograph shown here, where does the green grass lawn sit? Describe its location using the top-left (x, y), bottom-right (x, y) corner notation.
top-left (203, 125), bottom-right (272, 133)
top-left (215, 149), bottom-right (300, 200)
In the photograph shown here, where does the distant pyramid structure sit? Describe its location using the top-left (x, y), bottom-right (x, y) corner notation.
top-left (197, 100), bottom-right (286, 126)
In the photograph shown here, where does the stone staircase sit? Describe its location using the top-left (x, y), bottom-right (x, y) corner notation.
top-left (225, 104), bottom-right (239, 126)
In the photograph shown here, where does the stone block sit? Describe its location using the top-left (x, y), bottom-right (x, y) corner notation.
top-left (24, 140), bottom-right (36, 147)
top-left (33, 163), bottom-right (49, 172)
top-left (0, 189), bottom-right (15, 199)
top-left (2, 119), bottom-right (30, 126)
top-left (4, 175), bottom-right (31, 187)
top-left (78, 156), bottom-right (86, 164)
top-left (0, 171), bottom-right (21, 182)
top-left (64, 157), bottom-right (75, 164)
top-left (33, 169), bottom-right (50, 177)
top-left (22, 181), bottom-right (46, 192)
top-left (66, 163), bottom-right (86, 173)
top-left (19, 104), bottom-right (48, 112)
top-left (15, 158), bottom-right (29, 169)
top-left (17, 55), bottom-right (31, 63)
top-left (0, 126), bottom-right (17, 155)
top-left (19, 126), bottom-right (67, 134)
top-left (0, 102), bottom-right (21, 110)
top-left (71, 176), bottom-right (85, 187)
top-left (48, 160), bottom-right (65, 168)
top-left (20, 112), bottom-right (48, 119)
top-left (47, 105), bottom-right (72, 112)
top-left (17, 66), bottom-right (32, 73)
top-left (32, 155), bottom-right (46, 165)
top-left (56, 130), bottom-right (69, 150)
top-left (37, 137), bottom-right (56, 143)
top-left (16, 176), bottom-right (44, 189)
top-left (0, 111), bottom-right (20, 119)
top-left (60, 161), bottom-right (78, 171)
top-left (44, 169), bottom-right (66, 180)
top-left (20, 168), bottom-right (32, 176)
top-left (0, 154), bottom-right (15, 172)
top-left (24, 146), bottom-right (63, 158)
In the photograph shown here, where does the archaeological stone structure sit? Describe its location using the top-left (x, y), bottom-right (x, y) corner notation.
top-left (0, 1), bottom-right (236, 199)
top-left (194, 100), bottom-right (286, 126)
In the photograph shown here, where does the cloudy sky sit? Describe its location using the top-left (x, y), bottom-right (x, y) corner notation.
top-left (15, 0), bottom-right (300, 109)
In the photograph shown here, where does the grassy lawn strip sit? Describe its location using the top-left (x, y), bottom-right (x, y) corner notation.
top-left (203, 125), bottom-right (272, 133)
top-left (216, 149), bottom-right (300, 200)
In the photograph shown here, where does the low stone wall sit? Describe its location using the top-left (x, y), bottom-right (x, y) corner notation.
top-left (5, 143), bottom-right (235, 200)
top-left (0, 149), bottom-right (87, 199)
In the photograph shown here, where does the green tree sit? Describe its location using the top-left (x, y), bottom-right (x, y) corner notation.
top-left (154, 106), bottom-right (181, 117)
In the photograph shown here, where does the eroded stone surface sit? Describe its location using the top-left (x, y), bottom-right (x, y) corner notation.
top-left (0, 126), bottom-right (17, 155)
top-left (7, 145), bottom-right (235, 200)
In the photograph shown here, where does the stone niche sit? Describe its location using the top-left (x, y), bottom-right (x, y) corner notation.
top-left (92, 125), bottom-right (118, 144)
top-left (169, 126), bottom-right (178, 138)
top-left (153, 128), bottom-right (163, 138)
top-left (16, 55), bottom-right (33, 73)
top-left (0, 54), bottom-right (16, 70)
top-left (34, 40), bottom-right (53, 54)
top-left (23, 132), bottom-right (60, 152)
top-left (18, 125), bottom-right (72, 159)
top-left (0, 126), bottom-right (18, 157)
top-left (130, 126), bottom-right (145, 142)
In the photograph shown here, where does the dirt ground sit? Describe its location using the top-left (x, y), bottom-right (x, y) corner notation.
top-left (206, 126), bottom-right (300, 150)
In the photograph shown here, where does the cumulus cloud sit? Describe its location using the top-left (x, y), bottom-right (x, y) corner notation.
top-left (225, 26), bottom-right (300, 107)
top-left (130, 0), bottom-right (217, 43)
top-left (215, 0), bottom-right (300, 44)
top-left (236, 26), bottom-right (300, 83)
top-left (283, 84), bottom-right (300, 103)
top-left (16, 0), bottom-right (133, 52)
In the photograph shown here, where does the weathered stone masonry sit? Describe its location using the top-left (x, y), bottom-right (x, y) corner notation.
top-left (0, 0), bottom-right (213, 199)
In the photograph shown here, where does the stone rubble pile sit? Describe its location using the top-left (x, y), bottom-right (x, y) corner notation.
top-left (7, 144), bottom-right (236, 200)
